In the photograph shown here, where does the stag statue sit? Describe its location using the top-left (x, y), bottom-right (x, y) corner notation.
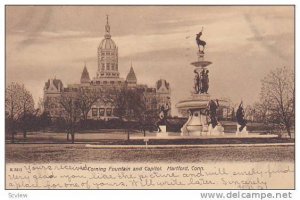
top-left (196, 27), bottom-right (206, 53)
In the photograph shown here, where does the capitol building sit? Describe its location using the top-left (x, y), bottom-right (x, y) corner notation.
top-left (43, 17), bottom-right (171, 121)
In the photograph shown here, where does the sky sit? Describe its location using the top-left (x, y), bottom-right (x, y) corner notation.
top-left (6, 6), bottom-right (294, 115)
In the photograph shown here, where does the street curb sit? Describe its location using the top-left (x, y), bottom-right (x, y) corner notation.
top-left (85, 143), bottom-right (295, 149)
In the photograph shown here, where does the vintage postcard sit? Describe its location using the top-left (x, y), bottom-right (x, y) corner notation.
top-left (5, 5), bottom-right (295, 190)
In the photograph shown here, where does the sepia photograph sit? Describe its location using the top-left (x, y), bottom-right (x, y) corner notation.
top-left (5, 5), bottom-right (295, 190)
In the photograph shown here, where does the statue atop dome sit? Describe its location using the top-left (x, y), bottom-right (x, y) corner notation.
top-left (105, 15), bottom-right (111, 39)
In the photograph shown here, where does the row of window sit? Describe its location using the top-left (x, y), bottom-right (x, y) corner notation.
top-left (91, 108), bottom-right (113, 117)
top-left (100, 52), bottom-right (117, 56)
top-left (100, 72), bottom-right (118, 77)
top-left (91, 80), bottom-right (122, 85)
top-left (101, 63), bottom-right (118, 71)
top-left (100, 56), bottom-right (117, 61)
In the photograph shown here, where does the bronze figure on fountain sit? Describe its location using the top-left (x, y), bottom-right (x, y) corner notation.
top-left (236, 101), bottom-right (247, 131)
top-left (194, 68), bottom-right (209, 94)
top-left (207, 99), bottom-right (219, 129)
top-left (196, 27), bottom-right (206, 54)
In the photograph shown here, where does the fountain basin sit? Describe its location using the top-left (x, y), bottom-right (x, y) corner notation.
top-left (176, 94), bottom-right (228, 110)
top-left (176, 94), bottom-right (228, 136)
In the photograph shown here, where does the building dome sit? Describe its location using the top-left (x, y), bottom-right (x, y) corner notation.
top-left (97, 15), bottom-right (119, 78)
top-left (99, 38), bottom-right (117, 50)
top-left (98, 15), bottom-right (117, 50)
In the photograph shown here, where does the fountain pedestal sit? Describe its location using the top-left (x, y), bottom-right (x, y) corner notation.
top-left (176, 51), bottom-right (227, 136)
top-left (157, 125), bottom-right (168, 137)
top-left (177, 94), bottom-right (209, 136)
top-left (236, 125), bottom-right (248, 135)
top-left (177, 94), bottom-right (227, 136)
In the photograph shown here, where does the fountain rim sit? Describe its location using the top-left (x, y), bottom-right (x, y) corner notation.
top-left (190, 60), bottom-right (212, 68)
top-left (176, 98), bottom-right (229, 110)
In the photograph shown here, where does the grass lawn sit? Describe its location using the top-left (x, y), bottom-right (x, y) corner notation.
top-left (6, 143), bottom-right (294, 163)
top-left (6, 130), bottom-right (294, 163)
top-left (5, 131), bottom-right (294, 145)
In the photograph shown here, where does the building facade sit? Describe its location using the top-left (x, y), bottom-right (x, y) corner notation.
top-left (43, 78), bottom-right (64, 117)
top-left (44, 16), bottom-right (171, 121)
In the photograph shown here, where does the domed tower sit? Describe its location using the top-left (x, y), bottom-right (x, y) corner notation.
top-left (97, 15), bottom-right (119, 78)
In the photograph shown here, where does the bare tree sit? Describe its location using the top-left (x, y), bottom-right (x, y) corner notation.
top-left (114, 88), bottom-right (146, 121)
top-left (114, 87), bottom-right (146, 140)
top-left (250, 101), bottom-right (272, 124)
top-left (76, 87), bottom-right (103, 126)
top-left (37, 97), bottom-right (44, 115)
top-left (20, 88), bottom-right (35, 138)
top-left (60, 91), bottom-right (81, 143)
top-left (5, 82), bottom-right (35, 142)
top-left (260, 66), bottom-right (294, 137)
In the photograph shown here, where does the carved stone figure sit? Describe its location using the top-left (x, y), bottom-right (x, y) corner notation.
top-left (203, 70), bottom-right (209, 93)
top-left (199, 69), bottom-right (209, 94)
top-left (194, 70), bottom-right (200, 94)
top-left (199, 69), bottom-right (204, 93)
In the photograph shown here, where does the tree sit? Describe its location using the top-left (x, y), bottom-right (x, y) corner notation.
top-left (76, 87), bottom-right (106, 127)
top-left (37, 97), bottom-right (45, 115)
top-left (250, 102), bottom-right (271, 124)
top-left (36, 97), bottom-right (51, 132)
top-left (19, 88), bottom-right (35, 138)
top-left (5, 82), bottom-right (35, 142)
top-left (260, 66), bottom-right (294, 137)
top-left (114, 87), bottom-right (146, 140)
top-left (60, 91), bottom-right (81, 143)
top-left (141, 108), bottom-right (159, 136)
top-left (243, 104), bottom-right (258, 123)
top-left (38, 111), bottom-right (51, 132)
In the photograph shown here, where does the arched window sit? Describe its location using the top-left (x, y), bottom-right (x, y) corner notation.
top-left (99, 108), bottom-right (105, 116)
top-left (106, 108), bottom-right (112, 117)
top-left (92, 108), bottom-right (98, 117)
